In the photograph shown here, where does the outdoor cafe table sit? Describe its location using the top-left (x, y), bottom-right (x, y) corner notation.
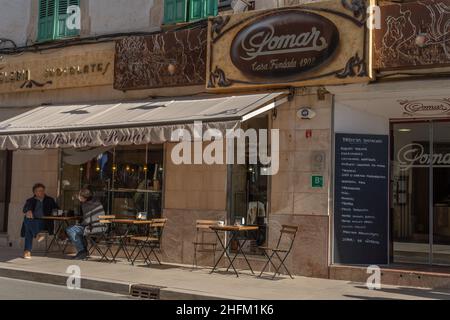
top-left (209, 225), bottom-right (259, 277)
top-left (108, 219), bottom-right (154, 263)
top-left (40, 216), bottom-right (81, 255)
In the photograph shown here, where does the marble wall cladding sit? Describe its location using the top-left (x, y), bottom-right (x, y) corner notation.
top-left (268, 214), bottom-right (329, 278)
top-left (7, 150), bottom-right (59, 249)
top-left (114, 27), bottom-right (207, 90)
top-left (270, 93), bottom-right (332, 217)
top-left (164, 142), bottom-right (228, 211)
top-left (161, 209), bottom-right (227, 265)
top-left (374, 0), bottom-right (450, 70)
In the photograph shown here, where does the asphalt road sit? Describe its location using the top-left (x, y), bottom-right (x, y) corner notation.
top-left (0, 277), bottom-right (134, 300)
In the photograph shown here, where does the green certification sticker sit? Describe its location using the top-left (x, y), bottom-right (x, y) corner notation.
top-left (312, 175), bottom-right (324, 188)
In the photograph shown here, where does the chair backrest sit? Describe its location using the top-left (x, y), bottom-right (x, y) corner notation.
top-left (150, 218), bottom-right (168, 243)
top-left (195, 220), bottom-right (220, 244)
top-left (275, 225), bottom-right (298, 252)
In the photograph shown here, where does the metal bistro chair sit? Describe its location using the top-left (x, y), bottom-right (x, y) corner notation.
top-left (258, 225), bottom-right (298, 279)
top-left (85, 215), bottom-right (116, 262)
top-left (130, 218), bottom-right (168, 266)
top-left (192, 220), bottom-right (220, 269)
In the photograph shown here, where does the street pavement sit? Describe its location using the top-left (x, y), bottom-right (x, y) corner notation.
top-left (1, 248), bottom-right (450, 299)
top-left (0, 277), bottom-right (133, 300)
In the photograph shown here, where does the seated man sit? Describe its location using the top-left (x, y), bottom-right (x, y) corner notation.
top-left (66, 187), bottom-right (106, 260)
top-left (21, 183), bottom-right (58, 259)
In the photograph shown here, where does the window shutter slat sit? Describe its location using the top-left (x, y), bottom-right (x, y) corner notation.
top-left (164, 0), bottom-right (187, 24)
top-left (56, 0), bottom-right (80, 38)
top-left (205, 0), bottom-right (218, 18)
top-left (38, 0), bottom-right (55, 41)
top-left (189, 0), bottom-right (203, 21)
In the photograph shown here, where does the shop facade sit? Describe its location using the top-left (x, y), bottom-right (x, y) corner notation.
top-left (3, 0), bottom-right (449, 282)
top-left (331, 0), bottom-right (450, 272)
top-left (0, 0), bottom-right (371, 278)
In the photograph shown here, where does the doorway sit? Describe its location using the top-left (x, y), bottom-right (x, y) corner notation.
top-left (0, 151), bottom-right (12, 232)
top-left (391, 120), bottom-right (450, 265)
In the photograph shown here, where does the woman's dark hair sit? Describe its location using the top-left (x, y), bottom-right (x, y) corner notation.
top-left (32, 183), bottom-right (46, 192)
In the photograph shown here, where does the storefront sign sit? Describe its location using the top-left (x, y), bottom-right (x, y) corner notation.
top-left (0, 43), bottom-right (114, 93)
top-left (114, 27), bottom-right (207, 90)
top-left (334, 133), bottom-right (389, 265)
top-left (0, 121), bottom-right (237, 150)
top-left (400, 99), bottom-right (450, 117)
top-left (397, 143), bottom-right (450, 171)
top-left (374, 0), bottom-right (450, 70)
top-left (229, 11), bottom-right (339, 78)
top-left (207, 0), bottom-right (369, 91)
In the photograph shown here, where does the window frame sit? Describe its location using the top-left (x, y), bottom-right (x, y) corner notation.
top-left (37, 0), bottom-right (81, 42)
top-left (163, 0), bottom-right (218, 25)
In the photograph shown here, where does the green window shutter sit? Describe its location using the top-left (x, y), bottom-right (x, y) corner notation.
top-left (56, 0), bottom-right (80, 39)
top-left (164, 0), bottom-right (187, 24)
top-left (189, 0), bottom-right (204, 21)
top-left (38, 0), bottom-right (56, 41)
top-left (204, 0), bottom-right (218, 18)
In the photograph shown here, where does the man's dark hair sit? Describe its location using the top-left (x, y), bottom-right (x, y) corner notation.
top-left (32, 183), bottom-right (46, 192)
top-left (79, 187), bottom-right (93, 201)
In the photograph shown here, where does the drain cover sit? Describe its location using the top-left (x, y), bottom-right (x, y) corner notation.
top-left (130, 284), bottom-right (163, 300)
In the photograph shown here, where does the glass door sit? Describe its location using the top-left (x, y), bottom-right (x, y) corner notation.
top-left (432, 121), bottom-right (450, 265)
top-left (392, 120), bottom-right (450, 266)
top-left (392, 122), bottom-right (431, 264)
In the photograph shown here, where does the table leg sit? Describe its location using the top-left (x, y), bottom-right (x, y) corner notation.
top-left (210, 230), bottom-right (239, 277)
top-left (225, 232), bottom-right (255, 275)
top-left (45, 221), bottom-right (64, 255)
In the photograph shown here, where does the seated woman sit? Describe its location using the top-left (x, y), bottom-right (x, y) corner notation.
top-left (21, 183), bottom-right (58, 259)
top-left (66, 187), bottom-right (106, 260)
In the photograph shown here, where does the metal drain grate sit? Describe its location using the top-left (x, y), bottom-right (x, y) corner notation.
top-left (130, 284), bottom-right (162, 300)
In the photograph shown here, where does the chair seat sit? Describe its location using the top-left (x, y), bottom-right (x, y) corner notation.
top-left (259, 246), bottom-right (289, 252)
top-left (131, 236), bottom-right (159, 242)
top-left (193, 242), bottom-right (216, 246)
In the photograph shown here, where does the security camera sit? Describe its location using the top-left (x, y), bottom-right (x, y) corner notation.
top-left (297, 107), bottom-right (316, 120)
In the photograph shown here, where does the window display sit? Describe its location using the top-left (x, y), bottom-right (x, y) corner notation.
top-left (59, 144), bottom-right (164, 219)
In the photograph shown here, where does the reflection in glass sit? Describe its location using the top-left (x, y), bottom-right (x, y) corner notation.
top-left (60, 145), bottom-right (163, 219)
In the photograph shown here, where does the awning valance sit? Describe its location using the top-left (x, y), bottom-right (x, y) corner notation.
top-left (0, 92), bottom-right (287, 150)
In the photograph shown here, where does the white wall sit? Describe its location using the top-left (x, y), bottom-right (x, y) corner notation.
top-left (89, 0), bottom-right (160, 35)
top-left (334, 103), bottom-right (389, 135)
top-left (0, 0), bottom-right (31, 46)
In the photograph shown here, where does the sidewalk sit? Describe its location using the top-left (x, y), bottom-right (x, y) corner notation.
top-left (0, 248), bottom-right (449, 300)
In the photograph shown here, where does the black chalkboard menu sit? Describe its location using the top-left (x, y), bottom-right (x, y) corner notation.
top-left (334, 133), bottom-right (389, 265)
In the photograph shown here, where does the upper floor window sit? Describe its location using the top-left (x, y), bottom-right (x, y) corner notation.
top-left (163, 0), bottom-right (218, 25)
top-left (38, 0), bottom-right (80, 42)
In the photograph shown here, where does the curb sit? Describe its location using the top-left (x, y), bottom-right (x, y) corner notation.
top-left (0, 266), bottom-right (231, 300)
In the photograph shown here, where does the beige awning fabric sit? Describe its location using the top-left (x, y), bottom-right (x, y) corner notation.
top-left (0, 92), bottom-right (287, 150)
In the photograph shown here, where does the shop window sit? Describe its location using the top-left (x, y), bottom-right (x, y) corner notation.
top-left (59, 145), bottom-right (164, 220)
top-left (163, 0), bottom-right (218, 25)
top-left (38, 0), bottom-right (80, 42)
top-left (228, 116), bottom-right (269, 255)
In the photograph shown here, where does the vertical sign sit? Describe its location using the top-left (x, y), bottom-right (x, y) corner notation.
top-left (334, 133), bottom-right (389, 264)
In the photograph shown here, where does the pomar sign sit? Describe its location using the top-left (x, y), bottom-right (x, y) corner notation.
top-left (207, 0), bottom-right (370, 91)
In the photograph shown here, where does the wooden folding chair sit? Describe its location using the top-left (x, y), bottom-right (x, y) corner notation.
top-left (86, 215), bottom-right (115, 262)
top-left (130, 218), bottom-right (168, 266)
top-left (258, 225), bottom-right (298, 279)
top-left (192, 220), bottom-right (220, 269)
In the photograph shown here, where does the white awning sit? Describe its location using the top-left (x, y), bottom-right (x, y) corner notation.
top-left (0, 92), bottom-right (287, 150)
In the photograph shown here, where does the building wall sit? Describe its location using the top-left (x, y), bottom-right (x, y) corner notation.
top-left (269, 91), bottom-right (331, 278)
top-left (7, 150), bottom-right (59, 250)
top-left (162, 142), bottom-right (228, 265)
top-left (0, 0), bottom-right (333, 47)
top-left (0, 0), bottom-right (163, 47)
